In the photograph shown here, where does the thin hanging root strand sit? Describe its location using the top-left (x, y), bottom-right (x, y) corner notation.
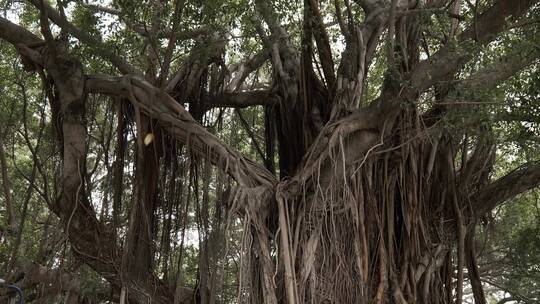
top-left (277, 188), bottom-right (299, 304)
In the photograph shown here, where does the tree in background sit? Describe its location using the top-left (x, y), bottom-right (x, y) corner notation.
top-left (0, 0), bottom-right (539, 303)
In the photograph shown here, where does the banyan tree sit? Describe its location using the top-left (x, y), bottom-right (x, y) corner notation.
top-left (0, 0), bottom-right (539, 303)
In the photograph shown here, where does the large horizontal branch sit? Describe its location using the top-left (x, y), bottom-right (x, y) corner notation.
top-left (421, 45), bottom-right (540, 127)
top-left (422, 27), bottom-right (540, 125)
top-left (409, 0), bottom-right (539, 95)
top-left (0, 17), bottom-right (52, 72)
top-left (457, 49), bottom-right (540, 93)
top-left (86, 74), bottom-right (276, 190)
top-left (27, 0), bottom-right (140, 75)
top-left (0, 17), bottom-right (41, 45)
top-left (471, 162), bottom-right (540, 216)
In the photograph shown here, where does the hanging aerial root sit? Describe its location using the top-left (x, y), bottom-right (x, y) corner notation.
top-left (86, 74), bottom-right (276, 191)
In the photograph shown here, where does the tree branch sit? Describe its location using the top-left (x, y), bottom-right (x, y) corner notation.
top-left (422, 42), bottom-right (540, 125)
top-left (471, 162), bottom-right (540, 216)
top-left (307, 0), bottom-right (336, 90)
top-left (27, 0), bottom-right (140, 75)
top-left (409, 0), bottom-right (539, 95)
top-left (457, 48), bottom-right (540, 92)
top-left (0, 17), bottom-right (41, 45)
top-left (235, 109), bottom-right (267, 162)
top-left (158, 0), bottom-right (185, 87)
top-left (86, 74), bottom-right (276, 190)
top-left (225, 49), bottom-right (270, 92)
